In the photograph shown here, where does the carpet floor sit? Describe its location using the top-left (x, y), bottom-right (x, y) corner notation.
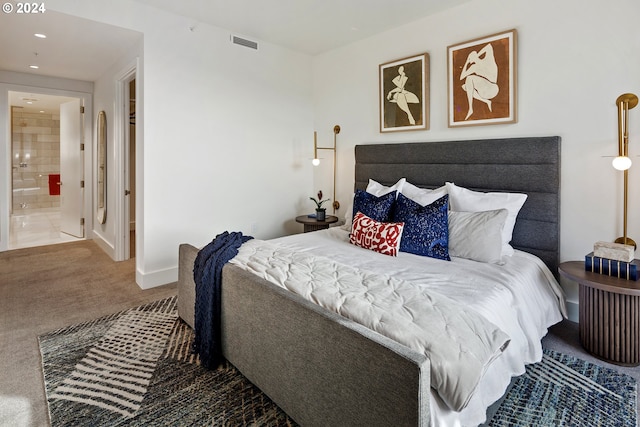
top-left (1, 240), bottom-right (177, 427)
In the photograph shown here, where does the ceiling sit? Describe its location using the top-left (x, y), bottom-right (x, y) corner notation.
top-left (0, 0), bottom-right (469, 83)
top-left (0, 10), bottom-right (142, 82)
top-left (9, 91), bottom-right (78, 115)
top-left (131, 0), bottom-right (470, 55)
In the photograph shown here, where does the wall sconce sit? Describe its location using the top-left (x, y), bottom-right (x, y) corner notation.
top-left (312, 125), bottom-right (341, 212)
top-left (612, 93), bottom-right (638, 247)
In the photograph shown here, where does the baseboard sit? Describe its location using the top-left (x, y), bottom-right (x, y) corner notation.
top-left (565, 299), bottom-right (578, 323)
top-left (92, 231), bottom-right (116, 260)
top-left (136, 266), bottom-right (178, 289)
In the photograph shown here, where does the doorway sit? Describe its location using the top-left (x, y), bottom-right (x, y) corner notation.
top-left (127, 78), bottom-right (136, 258)
top-left (8, 91), bottom-right (85, 249)
top-left (114, 61), bottom-right (138, 262)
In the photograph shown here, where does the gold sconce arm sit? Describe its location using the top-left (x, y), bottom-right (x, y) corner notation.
top-left (312, 125), bottom-right (341, 213)
top-left (617, 93), bottom-right (638, 157)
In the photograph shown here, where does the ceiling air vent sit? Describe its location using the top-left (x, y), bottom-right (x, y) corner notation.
top-left (231, 35), bottom-right (258, 50)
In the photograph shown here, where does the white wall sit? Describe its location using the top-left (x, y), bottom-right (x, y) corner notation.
top-left (50, 0), bottom-right (315, 288)
top-left (312, 0), bottom-right (640, 321)
top-left (91, 39), bottom-right (143, 259)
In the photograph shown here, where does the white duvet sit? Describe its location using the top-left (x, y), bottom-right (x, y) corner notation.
top-left (231, 227), bottom-right (565, 426)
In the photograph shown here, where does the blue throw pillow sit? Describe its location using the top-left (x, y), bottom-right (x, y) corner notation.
top-left (392, 193), bottom-right (450, 260)
top-left (352, 189), bottom-right (396, 223)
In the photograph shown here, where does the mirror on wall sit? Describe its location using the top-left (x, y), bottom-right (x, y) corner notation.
top-left (97, 111), bottom-right (107, 224)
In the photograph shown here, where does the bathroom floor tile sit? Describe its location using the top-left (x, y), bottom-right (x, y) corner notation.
top-left (9, 208), bottom-right (83, 250)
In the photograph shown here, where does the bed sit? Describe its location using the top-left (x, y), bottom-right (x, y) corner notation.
top-left (177, 136), bottom-right (565, 426)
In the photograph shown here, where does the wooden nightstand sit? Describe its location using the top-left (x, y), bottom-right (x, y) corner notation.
top-left (295, 215), bottom-right (338, 233)
top-left (559, 261), bottom-right (640, 366)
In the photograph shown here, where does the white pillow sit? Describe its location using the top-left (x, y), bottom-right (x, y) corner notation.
top-left (445, 182), bottom-right (527, 257)
top-left (366, 178), bottom-right (406, 197)
top-left (448, 209), bottom-right (508, 264)
top-left (401, 181), bottom-right (447, 206)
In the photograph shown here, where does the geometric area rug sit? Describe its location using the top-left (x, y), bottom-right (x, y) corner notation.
top-left (487, 349), bottom-right (637, 427)
top-left (39, 296), bottom-right (297, 426)
top-left (40, 297), bottom-right (637, 427)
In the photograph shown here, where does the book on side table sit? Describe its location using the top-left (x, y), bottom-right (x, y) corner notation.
top-left (585, 252), bottom-right (639, 281)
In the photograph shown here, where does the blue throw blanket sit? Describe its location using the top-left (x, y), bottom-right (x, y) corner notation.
top-left (193, 231), bottom-right (253, 369)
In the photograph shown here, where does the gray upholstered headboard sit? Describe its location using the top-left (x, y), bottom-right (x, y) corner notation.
top-left (354, 136), bottom-right (561, 276)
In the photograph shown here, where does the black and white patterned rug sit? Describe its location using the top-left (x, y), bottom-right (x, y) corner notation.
top-left (39, 296), bottom-right (296, 426)
top-left (487, 349), bottom-right (637, 426)
top-left (40, 297), bottom-right (637, 426)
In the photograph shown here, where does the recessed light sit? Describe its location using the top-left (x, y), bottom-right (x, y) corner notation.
top-left (34, 33), bottom-right (47, 39)
top-left (29, 65), bottom-right (39, 69)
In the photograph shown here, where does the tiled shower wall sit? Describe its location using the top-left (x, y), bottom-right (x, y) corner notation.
top-left (11, 107), bottom-right (61, 212)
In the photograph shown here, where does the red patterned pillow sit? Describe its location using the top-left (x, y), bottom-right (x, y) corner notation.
top-left (350, 211), bottom-right (404, 256)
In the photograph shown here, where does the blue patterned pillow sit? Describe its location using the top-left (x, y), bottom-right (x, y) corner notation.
top-left (352, 189), bottom-right (396, 223)
top-left (392, 193), bottom-right (450, 260)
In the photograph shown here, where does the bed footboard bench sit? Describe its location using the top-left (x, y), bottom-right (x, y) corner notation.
top-left (178, 243), bottom-right (430, 426)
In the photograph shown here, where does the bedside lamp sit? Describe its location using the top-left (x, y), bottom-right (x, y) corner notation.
top-left (612, 93), bottom-right (638, 248)
top-left (312, 125), bottom-right (341, 212)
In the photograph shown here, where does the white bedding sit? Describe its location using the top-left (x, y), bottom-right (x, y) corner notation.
top-left (233, 227), bottom-right (565, 426)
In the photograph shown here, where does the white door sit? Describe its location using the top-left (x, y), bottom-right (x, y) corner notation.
top-left (60, 99), bottom-right (84, 238)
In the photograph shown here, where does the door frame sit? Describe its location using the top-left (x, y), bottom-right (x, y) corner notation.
top-left (0, 83), bottom-right (93, 252)
top-left (114, 59), bottom-right (138, 261)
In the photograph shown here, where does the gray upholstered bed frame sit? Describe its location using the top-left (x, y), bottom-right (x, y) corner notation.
top-left (177, 136), bottom-right (560, 426)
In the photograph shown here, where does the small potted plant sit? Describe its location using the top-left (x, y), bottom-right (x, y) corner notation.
top-left (310, 190), bottom-right (330, 221)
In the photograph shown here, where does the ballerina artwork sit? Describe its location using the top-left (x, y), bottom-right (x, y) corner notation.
top-left (387, 66), bottom-right (420, 125)
top-left (380, 53), bottom-right (429, 132)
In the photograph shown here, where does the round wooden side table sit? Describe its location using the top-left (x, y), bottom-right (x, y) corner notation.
top-left (559, 261), bottom-right (640, 366)
top-left (295, 215), bottom-right (338, 233)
